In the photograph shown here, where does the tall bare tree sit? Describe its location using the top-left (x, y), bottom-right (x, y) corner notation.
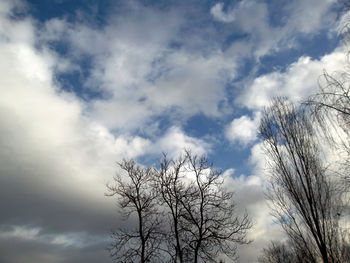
top-left (305, 71), bottom-right (350, 190)
top-left (259, 98), bottom-right (347, 263)
top-left (305, 0), bottom-right (350, 179)
top-left (106, 160), bottom-right (163, 263)
top-left (309, 71), bottom-right (350, 124)
top-left (306, 71), bottom-right (350, 144)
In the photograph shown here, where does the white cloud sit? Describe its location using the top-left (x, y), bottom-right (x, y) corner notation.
top-left (284, 0), bottom-right (336, 34)
top-left (210, 2), bottom-right (236, 23)
top-left (36, 0), bottom-right (340, 135)
top-left (0, 225), bottom-right (106, 248)
top-left (87, 43), bottom-right (234, 131)
top-left (220, 141), bottom-right (286, 262)
top-left (238, 48), bottom-right (347, 110)
top-left (0, 2), bottom-right (152, 244)
top-left (222, 169), bottom-right (285, 262)
top-left (249, 143), bottom-right (268, 176)
top-left (40, 5), bottom-right (237, 132)
top-left (337, 10), bottom-right (350, 35)
top-left (225, 112), bottom-right (261, 145)
top-left (150, 126), bottom-right (210, 159)
top-left (114, 135), bottom-right (151, 159)
top-left (0, 226), bottom-right (41, 241)
top-left (0, 8), bottom-right (214, 251)
top-left (211, 0), bottom-right (337, 58)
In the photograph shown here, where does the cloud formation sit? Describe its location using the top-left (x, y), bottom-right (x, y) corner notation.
top-left (225, 112), bottom-right (261, 145)
top-left (239, 49), bottom-right (347, 110)
top-left (210, 2), bottom-right (237, 23)
top-left (0, 1), bottom-right (211, 261)
top-left (0, 0), bottom-right (346, 262)
top-left (211, 0), bottom-right (336, 58)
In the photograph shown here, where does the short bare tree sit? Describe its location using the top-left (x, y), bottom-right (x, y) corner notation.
top-left (156, 153), bottom-right (188, 263)
top-left (181, 151), bottom-right (252, 263)
top-left (258, 241), bottom-right (301, 263)
top-left (156, 151), bottom-right (252, 263)
top-left (106, 160), bottom-right (163, 263)
top-left (107, 152), bottom-right (252, 263)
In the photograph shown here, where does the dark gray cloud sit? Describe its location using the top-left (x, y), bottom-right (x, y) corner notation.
top-left (0, 235), bottom-right (111, 263)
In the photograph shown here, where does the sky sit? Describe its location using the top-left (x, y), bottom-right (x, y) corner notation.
top-left (0, 0), bottom-right (348, 262)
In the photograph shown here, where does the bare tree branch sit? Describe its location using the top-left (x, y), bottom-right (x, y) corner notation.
top-left (259, 98), bottom-right (348, 263)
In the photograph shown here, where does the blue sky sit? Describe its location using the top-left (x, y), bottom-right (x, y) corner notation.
top-left (0, 0), bottom-right (348, 262)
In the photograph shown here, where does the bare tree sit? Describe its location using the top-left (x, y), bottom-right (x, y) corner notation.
top-left (305, 0), bottom-right (350, 176)
top-left (107, 153), bottom-right (252, 263)
top-left (258, 241), bottom-right (302, 263)
top-left (306, 71), bottom-right (350, 145)
top-left (156, 153), bottom-right (188, 263)
top-left (310, 71), bottom-right (350, 123)
top-left (183, 151), bottom-right (252, 263)
top-left (305, 70), bottom-right (350, 190)
top-left (258, 237), bottom-right (327, 263)
top-left (106, 160), bottom-right (163, 263)
top-left (259, 98), bottom-right (346, 263)
top-left (171, 150), bottom-right (252, 263)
